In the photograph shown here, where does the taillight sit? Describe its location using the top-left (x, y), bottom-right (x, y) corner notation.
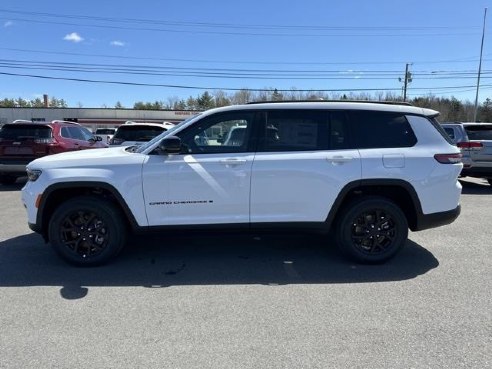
top-left (457, 141), bottom-right (483, 150)
top-left (434, 153), bottom-right (462, 164)
top-left (34, 138), bottom-right (57, 144)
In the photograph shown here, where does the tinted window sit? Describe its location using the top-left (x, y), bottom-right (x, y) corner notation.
top-left (66, 126), bottom-right (87, 141)
top-left (464, 125), bottom-right (492, 140)
top-left (443, 127), bottom-right (456, 140)
top-left (350, 111), bottom-right (417, 149)
top-left (329, 111), bottom-right (350, 150)
top-left (259, 110), bottom-right (329, 152)
top-left (114, 126), bottom-right (166, 141)
top-left (178, 112), bottom-right (254, 154)
top-left (95, 128), bottom-right (116, 135)
top-left (0, 124), bottom-right (52, 140)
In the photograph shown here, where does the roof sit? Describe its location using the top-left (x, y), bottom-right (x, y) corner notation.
top-left (200, 101), bottom-right (440, 118)
top-left (122, 121), bottom-right (169, 128)
top-left (7, 119), bottom-right (81, 126)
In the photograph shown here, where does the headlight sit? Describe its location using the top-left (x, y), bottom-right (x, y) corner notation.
top-left (26, 169), bottom-right (42, 182)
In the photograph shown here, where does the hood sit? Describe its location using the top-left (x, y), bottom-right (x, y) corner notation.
top-left (27, 146), bottom-right (146, 170)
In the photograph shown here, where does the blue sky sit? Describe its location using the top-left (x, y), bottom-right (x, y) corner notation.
top-left (1, 0), bottom-right (491, 107)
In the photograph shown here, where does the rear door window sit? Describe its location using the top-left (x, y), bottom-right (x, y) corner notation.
top-left (258, 110), bottom-right (329, 152)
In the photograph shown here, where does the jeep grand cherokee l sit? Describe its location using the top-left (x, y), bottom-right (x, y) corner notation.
top-left (22, 102), bottom-right (462, 266)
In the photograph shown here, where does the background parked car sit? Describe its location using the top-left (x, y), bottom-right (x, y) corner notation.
top-left (94, 127), bottom-right (116, 144)
top-left (109, 122), bottom-right (168, 146)
top-left (441, 121), bottom-right (492, 186)
top-left (0, 120), bottom-right (106, 185)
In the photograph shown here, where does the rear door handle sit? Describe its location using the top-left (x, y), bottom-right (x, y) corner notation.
top-left (326, 156), bottom-right (353, 164)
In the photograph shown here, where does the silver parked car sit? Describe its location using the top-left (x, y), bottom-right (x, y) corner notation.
top-left (441, 122), bottom-right (492, 186)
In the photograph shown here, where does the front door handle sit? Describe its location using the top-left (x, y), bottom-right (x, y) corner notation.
top-left (219, 158), bottom-right (247, 166)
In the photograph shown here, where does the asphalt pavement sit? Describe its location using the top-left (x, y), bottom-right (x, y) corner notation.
top-left (0, 178), bottom-right (490, 369)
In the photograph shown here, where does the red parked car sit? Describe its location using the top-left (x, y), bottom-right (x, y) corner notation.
top-left (0, 120), bottom-right (107, 185)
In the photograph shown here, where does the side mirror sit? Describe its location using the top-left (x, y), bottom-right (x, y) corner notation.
top-left (159, 136), bottom-right (182, 154)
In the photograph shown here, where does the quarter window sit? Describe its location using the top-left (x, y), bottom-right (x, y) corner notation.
top-left (350, 111), bottom-right (417, 149)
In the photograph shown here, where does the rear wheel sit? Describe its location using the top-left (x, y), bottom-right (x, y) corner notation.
top-left (48, 196), bottom-right (127, 266)
top-left (336, 197), bottom-right (408, 264)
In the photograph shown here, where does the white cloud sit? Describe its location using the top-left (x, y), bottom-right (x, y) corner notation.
top-left (110, 40), bottom-right (126, 47)
top-left (4, 21), bottom-right (13, 27)
top-left (63, 32), bottom-right (84, 43)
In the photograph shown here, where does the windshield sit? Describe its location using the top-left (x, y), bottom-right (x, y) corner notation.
top-left (0, 124), bottom-right (52, 140)
top-left (465, 125), bottom-right (492, 140)
top-left (135, 113), bottom-right (202, 153)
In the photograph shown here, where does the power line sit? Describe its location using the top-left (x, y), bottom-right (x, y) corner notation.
top-left (0, 8), bottom-right (480, 32)
top-left (1, 71), bottom-right (489, 93)
top-left (1, 47), bottom-right (489, 67)
top-left (1, 58), bottom-right (490, 77)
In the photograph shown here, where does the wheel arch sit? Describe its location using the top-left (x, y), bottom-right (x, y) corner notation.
top-left (326, 179), bottom-right (423, 231)
top-left (37, 182), bottom-right (139, 241)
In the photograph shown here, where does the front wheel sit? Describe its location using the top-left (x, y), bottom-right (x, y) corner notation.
top-left (336, 197), bottom-right (408, 264)
top-left (48, 196), bottom-right (127, 266)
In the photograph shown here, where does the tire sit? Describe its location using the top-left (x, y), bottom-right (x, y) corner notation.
top-left (48, 196), bottom-right (127, 266)
top-left (0, 175), bottom-right (18, 185)
top-left (335, 196), bottom-right (408, 264)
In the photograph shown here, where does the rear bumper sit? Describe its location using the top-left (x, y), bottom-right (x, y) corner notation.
top-left (414, 205), bottom-right (461, 231)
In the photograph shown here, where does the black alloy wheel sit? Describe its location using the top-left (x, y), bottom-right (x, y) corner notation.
top-left (336, 197), bottom-right (408, 264)
top-left (59, 209), bottom-right (110, 259)
top-left (49, 196), bottom-right (126, 266)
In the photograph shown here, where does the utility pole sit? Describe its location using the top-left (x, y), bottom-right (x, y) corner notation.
top-left (399, 63), bottom-right (412, 101)
top-left (474, 8), bottom-right (487, 122)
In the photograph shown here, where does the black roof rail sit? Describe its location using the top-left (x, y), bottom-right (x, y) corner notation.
top-left (246, 99), bottom-right (413, 106)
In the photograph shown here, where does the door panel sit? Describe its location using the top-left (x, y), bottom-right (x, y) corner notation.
top-left (250, 109), bottom-right (361, 223)
top-left (142, 110), bottom-right (256, 226)
top-left (250, 150), bottom-right (361, 222)
top-left (143, 153), bottom-right (253, 225)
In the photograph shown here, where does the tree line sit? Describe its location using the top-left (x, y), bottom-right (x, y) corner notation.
top-left (2, 90), bottom-right (492, 122)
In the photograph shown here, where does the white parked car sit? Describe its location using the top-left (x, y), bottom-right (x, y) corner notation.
top-left (94, 128), bottom-right (116, 144)
top-left (22, 101), bottom-right (462, 266)
top-left (109, 122), bottom-right (167, 146)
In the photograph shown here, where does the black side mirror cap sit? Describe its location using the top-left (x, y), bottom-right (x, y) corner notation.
top-left (159, 136), bottom-right (182, 154)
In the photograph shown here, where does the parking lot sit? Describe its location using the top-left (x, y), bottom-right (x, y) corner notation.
top-left (0, 178), bottom-right (490, 369)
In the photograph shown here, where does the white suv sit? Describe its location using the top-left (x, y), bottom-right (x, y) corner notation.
top-left (21, 102), bottom-right (462, 266)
